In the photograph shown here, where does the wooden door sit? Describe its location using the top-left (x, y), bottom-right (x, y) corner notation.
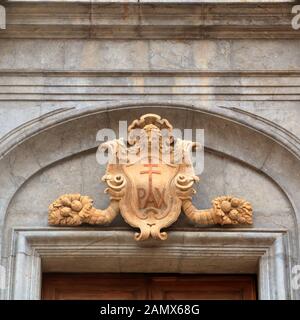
top-left (42, 274), bottom-right (257, 300)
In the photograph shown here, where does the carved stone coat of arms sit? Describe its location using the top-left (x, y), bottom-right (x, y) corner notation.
top-left (49, 114), bottom-right (252, 241)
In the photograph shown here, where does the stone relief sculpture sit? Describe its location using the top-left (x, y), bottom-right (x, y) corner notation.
top-left (49, 114), bottom-right (252, 241)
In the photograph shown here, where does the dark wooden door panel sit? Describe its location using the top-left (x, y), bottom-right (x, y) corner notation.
top-left (42, 274), bottom-right (257, 300)
top-left (150, 276), bottom-right (257, 300)
top-left (42, 274), bottom-right (149, 300)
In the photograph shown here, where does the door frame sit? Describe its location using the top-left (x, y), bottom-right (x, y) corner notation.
top-left (6, 227), bottom-right (291, 299)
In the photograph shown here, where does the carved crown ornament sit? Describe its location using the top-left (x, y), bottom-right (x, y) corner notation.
top-left (49, 114), bottom-right (253, 241)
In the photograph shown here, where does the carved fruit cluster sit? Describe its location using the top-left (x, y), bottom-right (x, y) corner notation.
top-left (48, 194), bottom-right (93, 226)
top-left (212, 196), bottom-right (253, 225)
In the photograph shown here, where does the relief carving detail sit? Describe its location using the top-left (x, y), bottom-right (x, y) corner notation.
top-left (49, 114), bottom-right (252, 240)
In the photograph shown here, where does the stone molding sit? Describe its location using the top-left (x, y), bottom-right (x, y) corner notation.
top-left (6, 228), bottom-right (291, 299)
top-left (1, 2), bottom-right (299, 39)
top-left (1, 103), bottom-right (299, 165)
top-left (0, 71), bottom-right (300, 102)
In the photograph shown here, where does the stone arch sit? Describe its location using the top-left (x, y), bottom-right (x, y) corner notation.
top-left (0, 103), bottom-right (299, 264)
